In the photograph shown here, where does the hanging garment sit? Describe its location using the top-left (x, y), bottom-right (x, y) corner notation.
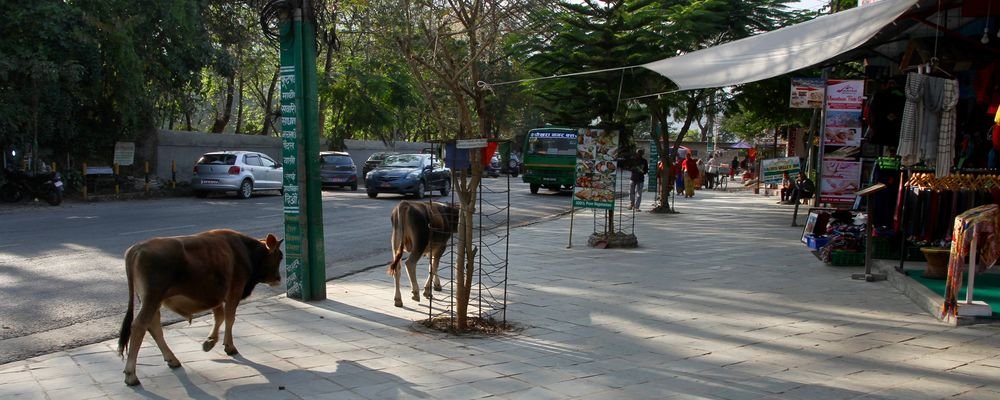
top-left (898, 73), bottom-right (926, 166)
top-left (935, 78), bottom-right (959, 177)
top-left (919, 77), bottom-right (945, 168)
top-left (942, 204), bottom-right (1000, 318)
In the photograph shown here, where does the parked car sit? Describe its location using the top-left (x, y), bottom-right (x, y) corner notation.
top-left (191, 151), bottom-right (283, 199)
top-left (365, 153), bottom-right (451, 199)
top-left (319, 151), bottom-right (358, 191)
top-left (362, 151), bottom-right (398, 177)
top-left (488, 153), bottom-right (521, 177)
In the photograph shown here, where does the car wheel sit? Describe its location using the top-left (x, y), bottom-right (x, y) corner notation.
top-left (351, 183), bottom-right (358, 191)
top-left (414, 181), bottom-right (425, 199)
top-left (511, 170), bottom-right (519, 177)
top-left (194, 190), bottom-right (209, 198)
top-left (529, 183), bottom-right (539, 194)
top-left (440, 179), bottom-right (450, 197)
top-left (237, 179), bottom-right (253, 199)
top-left (367, 191), bottom-right (378, 198)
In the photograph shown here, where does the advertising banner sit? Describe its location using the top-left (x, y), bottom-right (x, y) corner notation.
top-left (820, 79), bottom-right (864, 203)
top-left (820, 160), bottom-right (862, 203)
top-left (761, 157), bottom-right (801, 185)
top-left (790, 78), bottom-right (825, 109)
top-left (573, 128), bottom-right (619, 209)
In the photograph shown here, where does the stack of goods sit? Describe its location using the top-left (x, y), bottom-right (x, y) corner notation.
top-left (818, 210), bottom-right (865, 263)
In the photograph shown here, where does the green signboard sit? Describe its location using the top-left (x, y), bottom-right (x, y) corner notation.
top-left (279, 9), bottom-right (326, 301)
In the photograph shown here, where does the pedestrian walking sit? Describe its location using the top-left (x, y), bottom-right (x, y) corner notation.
top-left (682, 153), bottom-right (699, 198)
top-left (730, 155), bottom-right (739, 180)
top-left (673, 159), bottom-right (684, 195)
top-left (629, 149), bottom-right (649, 211)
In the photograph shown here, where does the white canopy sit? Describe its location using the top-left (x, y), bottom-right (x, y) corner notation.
top-left (641, 0), bottom-right (919, 91)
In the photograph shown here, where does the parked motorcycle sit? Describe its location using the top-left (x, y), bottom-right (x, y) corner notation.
top-left (1, 168), bottom-right (64, 206)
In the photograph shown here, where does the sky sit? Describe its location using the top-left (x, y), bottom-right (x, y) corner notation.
top-left (790, 0), bottom-right (829, 11)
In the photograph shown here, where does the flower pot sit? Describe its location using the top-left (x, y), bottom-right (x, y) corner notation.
top-left (920, 247), bottom-right (950, 279)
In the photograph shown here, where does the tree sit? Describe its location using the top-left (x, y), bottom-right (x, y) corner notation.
top-left (375, 0), bottom-right (550, 330)
top-left (522, 0), bottom-right (806, 212)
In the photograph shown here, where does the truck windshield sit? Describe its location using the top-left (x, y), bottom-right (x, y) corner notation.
top-left (526, 132), bottom-right (577, 156)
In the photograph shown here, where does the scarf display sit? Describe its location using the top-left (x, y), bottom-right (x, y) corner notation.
top-left (896, 73), bottom-right (958, 175)
top-left (942, 204), bottom-right (1000, 318)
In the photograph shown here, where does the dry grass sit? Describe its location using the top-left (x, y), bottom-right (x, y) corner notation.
top-left (417, 316), bottom-right (522, 336)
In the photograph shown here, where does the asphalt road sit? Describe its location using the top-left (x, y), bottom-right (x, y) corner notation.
top-left (0, 177), bottom-right (573, 364)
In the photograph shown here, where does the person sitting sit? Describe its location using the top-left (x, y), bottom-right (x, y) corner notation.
top-left (778, 171), bottom-right (793, 204)
top-left (786, 172), bottom-right (815, 204)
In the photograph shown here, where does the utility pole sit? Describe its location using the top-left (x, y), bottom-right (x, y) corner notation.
top-left (268, 0), bottom-right (327, 301)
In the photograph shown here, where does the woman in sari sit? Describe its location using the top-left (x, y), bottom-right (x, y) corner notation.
top-left (682, 153), bottom-right (699, 198)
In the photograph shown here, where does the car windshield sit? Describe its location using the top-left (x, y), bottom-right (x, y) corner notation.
top-left (197, 154), bottom-right (237, 165)
top-left (320, 155), bottom-right (353, 166)
top-left (369, 152), bottom-right (395, 162)
top-left (526, 132), bottom-right (577, 156)
top-left (382, 154), bottom-right (424, 168)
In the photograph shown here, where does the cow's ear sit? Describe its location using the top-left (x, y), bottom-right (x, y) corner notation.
top-left (265, 234), bottom-right (280, 250)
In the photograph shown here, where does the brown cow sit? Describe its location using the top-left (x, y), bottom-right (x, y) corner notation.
top-left (388, 201), bottom-right (459, 307)
top-left (117, 229), bottom-right (283, 386)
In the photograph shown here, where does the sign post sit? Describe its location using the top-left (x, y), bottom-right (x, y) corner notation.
top-left (278, 2), bottom-right (326, 301)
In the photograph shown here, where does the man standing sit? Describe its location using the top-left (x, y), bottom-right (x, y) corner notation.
top-left (629, 149), bottom-right (649, 211)
top-left (706, 155), bottom-right (720, 189)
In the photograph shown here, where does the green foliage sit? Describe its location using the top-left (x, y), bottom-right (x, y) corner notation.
top-left (322, 55), bottom-right (418, 146)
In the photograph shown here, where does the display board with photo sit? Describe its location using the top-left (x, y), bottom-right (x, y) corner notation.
top-left (573, 128), bottom-right (619, 209)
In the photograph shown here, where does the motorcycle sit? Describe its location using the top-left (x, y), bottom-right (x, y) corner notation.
top-left (1, 168), bottom-right (64, 206)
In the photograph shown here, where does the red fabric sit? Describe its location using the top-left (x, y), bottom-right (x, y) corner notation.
top-left (992, 124), bottom-right (1000, 152)
top-left (481, 142), bottom-right (498, 166)
top-left (683, 158), bottom-right (699, 179)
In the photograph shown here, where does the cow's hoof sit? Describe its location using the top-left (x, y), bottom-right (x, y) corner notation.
top-left (225, 346), bottom-right (239, 356)
top-left (423, 290), bottom-right (434, 300)
top-left (202, 339), bottom-right (217, 352)
top-left (434, 285), bottom-right (442, 292)
top-left (166, 358), bottom-right (181, 369)
top-left (124, 374), bottom-right (140, 386)
top-left (411, 293), bottom-right (420, 302)
top-left (394, 299), bottom-right (403, 307)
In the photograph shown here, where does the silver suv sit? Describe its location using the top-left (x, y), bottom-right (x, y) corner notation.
top-left (191, 151), bottom-right (283, 199)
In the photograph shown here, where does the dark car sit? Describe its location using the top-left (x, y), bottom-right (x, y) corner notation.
top-left (319, 151), bottom-right (358, 191)
top-left (365, 153), bottom-right (451, 199)
top-left (362, 151), bottom-right (398, 177)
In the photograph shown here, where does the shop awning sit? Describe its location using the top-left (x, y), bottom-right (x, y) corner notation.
top-left (641, 0), bottom-right (920, 91)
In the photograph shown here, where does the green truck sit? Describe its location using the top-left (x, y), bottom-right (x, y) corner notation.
top-left (522, 127), bottom-right (578, 194)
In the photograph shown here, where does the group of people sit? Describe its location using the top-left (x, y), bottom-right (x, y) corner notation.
top-left (778, 171), bottom-right (816, 205)
top-left (625, 148), bottom-right (813, 210)
top-left (625, 150), bottom-right (712, 211)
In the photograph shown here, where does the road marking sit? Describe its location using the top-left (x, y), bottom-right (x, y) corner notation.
top-left (119, 225), bottom-right (197, 236)
top-left (0, 243), bottom-right (17, 249)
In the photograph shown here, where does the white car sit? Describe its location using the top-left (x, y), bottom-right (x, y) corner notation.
top-left (191, 151), bottom-right (283, 199)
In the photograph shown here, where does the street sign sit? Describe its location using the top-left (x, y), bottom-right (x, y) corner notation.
top-left (456, 139), bottom-right (487, 149)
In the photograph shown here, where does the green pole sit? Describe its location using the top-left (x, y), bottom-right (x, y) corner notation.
top-left (278, 2), bottom-right (326, 301)
top-left (298, 3), bottom-right (327, 300)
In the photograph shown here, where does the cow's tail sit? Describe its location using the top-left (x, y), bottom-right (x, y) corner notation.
top-left (387, 202), bottom-right (409, 277)
top-left (387, 247), bottom-right (404, 277)
top-left (118, 246), bottom-right (138, 359)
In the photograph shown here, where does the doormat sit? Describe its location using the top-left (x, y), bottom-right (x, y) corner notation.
top-left (908, 270), bottom-right (1000, 317)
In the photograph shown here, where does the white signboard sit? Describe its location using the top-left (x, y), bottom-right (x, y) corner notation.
top-left (456, 139), bottom-right (487, 149)
top-left (114, 142), bottom-right (135, 166)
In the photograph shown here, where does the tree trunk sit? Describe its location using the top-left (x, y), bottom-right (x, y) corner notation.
top-left (236, 73), bottom-right (244, 134)
top-left (260, 69), bottom-right (279, 136)
top-left (210, 74), bottom-right (235, 133)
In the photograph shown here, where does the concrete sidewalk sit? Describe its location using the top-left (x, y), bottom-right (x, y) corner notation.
top-left (2, 189), bottom-right (999, 399)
